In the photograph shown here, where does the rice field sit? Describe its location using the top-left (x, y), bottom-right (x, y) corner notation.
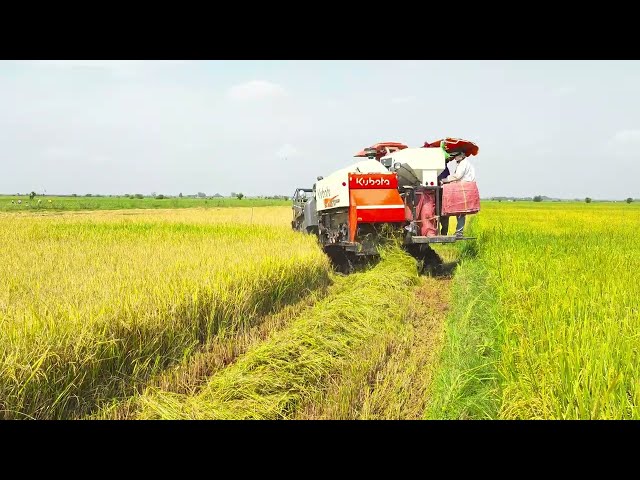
top-left (0, 207), bottom-right (330, 419)
top-left (427, 201), bottom-right (640, 419)
top-left (3, 200), bottom-right (640, 420)
top-left (0, 195), bottom-right (289, 212)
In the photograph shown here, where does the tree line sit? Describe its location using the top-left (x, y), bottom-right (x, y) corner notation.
top-left (532, 195), bottom-right (634, 204)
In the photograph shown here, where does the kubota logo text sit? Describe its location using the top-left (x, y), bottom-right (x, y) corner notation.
top-left (354, 177), bottom-right (391, 187)
top-left (349, 173), bottom-right (398, 189)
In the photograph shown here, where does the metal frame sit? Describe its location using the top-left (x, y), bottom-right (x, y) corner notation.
top-left (291, 187), bottom-right (313, 228)
top-left (407, 235), bottom-right (475, 244)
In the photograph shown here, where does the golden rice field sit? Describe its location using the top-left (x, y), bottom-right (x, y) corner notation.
top-left (427, 201), bottom-right (640, 420)
top-left (0, 207), bottom-right (331, 419)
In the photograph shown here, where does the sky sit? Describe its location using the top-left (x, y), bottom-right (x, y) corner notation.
top-left (1, 60), bottom-right (639, 199)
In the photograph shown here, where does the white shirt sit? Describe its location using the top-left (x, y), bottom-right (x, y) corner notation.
top-left (446, 158), bottom-right (476, 182)
top-left (445, 160), bottom-right (457, 176)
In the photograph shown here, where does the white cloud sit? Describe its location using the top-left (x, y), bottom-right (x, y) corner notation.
top-left (602, 129), bottom-right (640, 158)
top-left (613, 129), bottom-right (640, 143)
top-left (276, 144), bottom-right (299, 159)
top-left (391, 96), bottom-right (416, 104)
top-left (227, 80), bottom-right (287, 101)
top-left (42, 146), bottom-right (83, 160)
top-left (551, 86), bottom-right (576, 96)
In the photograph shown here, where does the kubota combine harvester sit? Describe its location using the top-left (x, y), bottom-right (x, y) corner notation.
top-left (292, 138), bottom-right (480, 272)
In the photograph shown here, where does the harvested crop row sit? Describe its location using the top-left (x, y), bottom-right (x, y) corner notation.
top-left (90, 285), bottom-right (334, 420)
top-left (296, 245), bottom-right (460, 420)
top-left (135, 247), bottom-right (420, 420)
top-left (0, 210), bottom-right (331, 420)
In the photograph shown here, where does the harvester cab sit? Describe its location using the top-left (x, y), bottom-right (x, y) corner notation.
top-left (291, 138), bottom-right (480, 272)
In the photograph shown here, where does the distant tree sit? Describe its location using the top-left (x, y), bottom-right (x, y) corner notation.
top-left (533, 195), bottom-right (543, 202)
top-left (627, 197), bottom-right (633, 204)
top-left (236, 192), bottom-right (244, 200)
top-left (29, 191), bottom-right (36, 200)
top-left (72, 194), bottom-right (77, 197)
top-left (197, 192), bottom-right (206, 198)
top-left (179, 192), bottom-right (183, 198)
top-left (585, 197), bottom-right (592, 203)
top-left (156, 194), bottom-right (165, 199)
top-left (86, 194), bottom-right (92, 197)
top-left (135, 194), bottom-right (144, 199)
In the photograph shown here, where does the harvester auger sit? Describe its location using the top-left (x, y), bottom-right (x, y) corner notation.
top-left (291, 138), bottom-right (480, 274)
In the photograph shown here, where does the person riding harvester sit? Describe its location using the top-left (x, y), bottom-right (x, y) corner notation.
top-left (424, 138), bottom-right (480, 237)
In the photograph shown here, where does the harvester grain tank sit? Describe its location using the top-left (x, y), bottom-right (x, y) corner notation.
top-left (291, 138), bottom-right (480, 272)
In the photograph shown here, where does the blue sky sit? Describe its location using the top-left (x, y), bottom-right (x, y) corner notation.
top-left (1, 60), bottom-right (639, 199)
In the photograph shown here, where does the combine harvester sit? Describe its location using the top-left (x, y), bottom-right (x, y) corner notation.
top-left (292, 138), bottom-right (480, 272)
